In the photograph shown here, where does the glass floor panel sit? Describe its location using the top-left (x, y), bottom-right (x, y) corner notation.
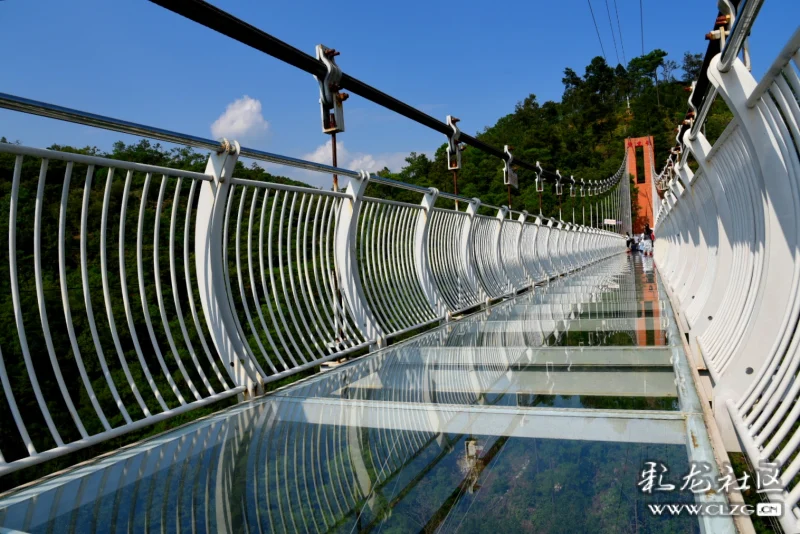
top-left (501, 306), bottom-right (670, 320)
top-left (0, 254), bottom-right (734, 533)
top-left (436, 326), bottom-right (670, 347)
top-left (543, 328), bottom-right (669, 347)
top-left (274, 346), bottom-right (680, 409)
top-left (0, 408), bottom-right (697, 533)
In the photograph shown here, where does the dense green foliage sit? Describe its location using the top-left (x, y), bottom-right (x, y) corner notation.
top-left (371, 50), bottom-right (730, 229)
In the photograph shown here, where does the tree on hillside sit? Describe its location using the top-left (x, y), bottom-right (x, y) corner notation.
top-left (681, 52), bottom-right (704, 83)
top-left (369, 48), bottom-right (715, 222)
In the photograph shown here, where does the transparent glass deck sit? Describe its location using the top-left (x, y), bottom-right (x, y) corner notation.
top-left (0, 254), bottom-right (735, 533)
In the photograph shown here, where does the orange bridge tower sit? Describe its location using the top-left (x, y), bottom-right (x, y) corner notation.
top-left (626, 136), bottom-right (656, 234)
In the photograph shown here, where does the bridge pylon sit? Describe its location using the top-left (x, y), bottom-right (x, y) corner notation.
top-left (626, 136), bottom-right (656, 234)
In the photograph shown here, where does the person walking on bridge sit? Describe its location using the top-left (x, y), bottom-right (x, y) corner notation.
top-left (643, 222), bottom-right (653, 256)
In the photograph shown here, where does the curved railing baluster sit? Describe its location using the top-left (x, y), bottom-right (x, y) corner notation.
top-left (652, 28), bottom-right (800, 533)
top-left (0, 134), bottom-right (625, 479)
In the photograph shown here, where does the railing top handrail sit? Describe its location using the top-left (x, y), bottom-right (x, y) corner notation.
top-left (1, 90), bottom-right (625, 225)
top-left (0, 141), bottom-right (213, 181)
top-left (746, 26), bottom-right (800, 108)
top-left (662, 0), bottom-right (766, 169)
top-left (0, 91), bottom-right (361, 179)
top-left (362, 196), bottom-right (425, 210)
top-left (0, 92), bottom-right (522, 209)
top-left (718, 0), bottom-right (764, 73)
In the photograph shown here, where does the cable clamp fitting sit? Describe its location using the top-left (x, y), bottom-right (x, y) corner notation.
top-left (446, 115), bottom-right (462, 170)
top-left (554, 170), bottom-right (563, 196)
top-left (315, 45), bottom-right (346, 134)
top-left (535, 161), bottom-right (544, 193)
top-left (503, 145), bottom-right (518, 189)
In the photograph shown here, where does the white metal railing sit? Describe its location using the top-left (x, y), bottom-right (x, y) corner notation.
top-left (0, 138), bottom-right (624, 478)
top-left (0, 143), bottom-right (246, 477)
top-left (428, 207), bottom-right (483, 312)
top-left (654, 24), bottom-right (800, 533)
top-left (0, 101), bottom-right (625, 480)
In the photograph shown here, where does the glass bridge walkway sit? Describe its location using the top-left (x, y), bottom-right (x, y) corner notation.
top-left (0, 254), bottom-right (734, 533)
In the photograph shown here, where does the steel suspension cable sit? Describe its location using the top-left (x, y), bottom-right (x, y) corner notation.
top-left (639, 0), bottom-right (645, 55)
top-left (147, 0), bottom-right (634, 190)
top-left (603, 0), bottom-right (621, 65)
top-left (586, 0), bottom-right (608, 62)
top-left (146, 0), bottom-right (567, 180)
top-left (612, 0), bottom-right (627, 65)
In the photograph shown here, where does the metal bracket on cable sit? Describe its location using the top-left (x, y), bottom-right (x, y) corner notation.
top-left (315, 44), bottom-right (347, 134)
top-left (580, 178), bottom-right (586, 197)
top-left (554, 170), bottom-right (563, 196)
top-left (714, 0), bottom-right (734, 49)
top-left (569, 175), bottom-right (576, 197)
top-left (535, 161), bottom-right (544, 193)
top-left (535, 161), bottom-right (544, 214)
top-left (554, 170), bottom-right (563, 220)
top-left (705, 13), bottom-right (731, 47)
top-left (446, 115), bottom-right (462, 170)
top-left (503, 145), bottom-right (518, 189)
top-left (670, 146), bottom-right (682, 174)
top-left (685, 81), bottom-right (700, 141)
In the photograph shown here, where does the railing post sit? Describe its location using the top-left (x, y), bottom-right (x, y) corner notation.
top-left (414, 187), bottom-right (447, 317)
top-left (558, 221), bottom-right (572, 274)
top-left (533, 215), bottom-right (549, 280)
top-left (553, 219), bottom-right (566, 275)
top-left (335, 171), bottom-right (385, 347)
top-left (564, 222), bottom-right (577, 272)
top-left (577, 226), bottom-right (590, 267)
top-left (462, 198), bottom-right (485, 306)
top-left (544, 218), bottom-right (557, 276)
top-left (495, 206), bottom-right (511, 295)
top-left (516, 211), bottom-right (530, 285)
top-left (589, 228), bottom-right (600, 263)
top-left (564, 221), bottom-right (576, 270)
top-left (195, 141), bottom-right (262, 395)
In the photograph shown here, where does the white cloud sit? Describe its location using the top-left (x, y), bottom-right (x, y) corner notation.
top-left (210, 96), bottom-right (269, 140)
top-left (302, 139), bottom-right (409, 174)
top-left (294, 139), bottom-right (413, 188)
top-left (303, 140), bottom-right (338, 166)
top-left (257, 140), bottom-right (426, 189)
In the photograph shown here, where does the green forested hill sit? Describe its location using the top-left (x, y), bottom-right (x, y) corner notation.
top-left (374, 50), bottom-right (731, 225)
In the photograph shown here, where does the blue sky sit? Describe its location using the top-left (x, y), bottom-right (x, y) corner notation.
top-left (1, 0), bottom-right (798, 187)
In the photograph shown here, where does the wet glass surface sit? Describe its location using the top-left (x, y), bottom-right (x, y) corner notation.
top-left (0, 254), bottom-right (706, 533)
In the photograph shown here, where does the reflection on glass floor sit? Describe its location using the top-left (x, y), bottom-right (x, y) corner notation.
top-left (0, 254), bottom-right (734, 533)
